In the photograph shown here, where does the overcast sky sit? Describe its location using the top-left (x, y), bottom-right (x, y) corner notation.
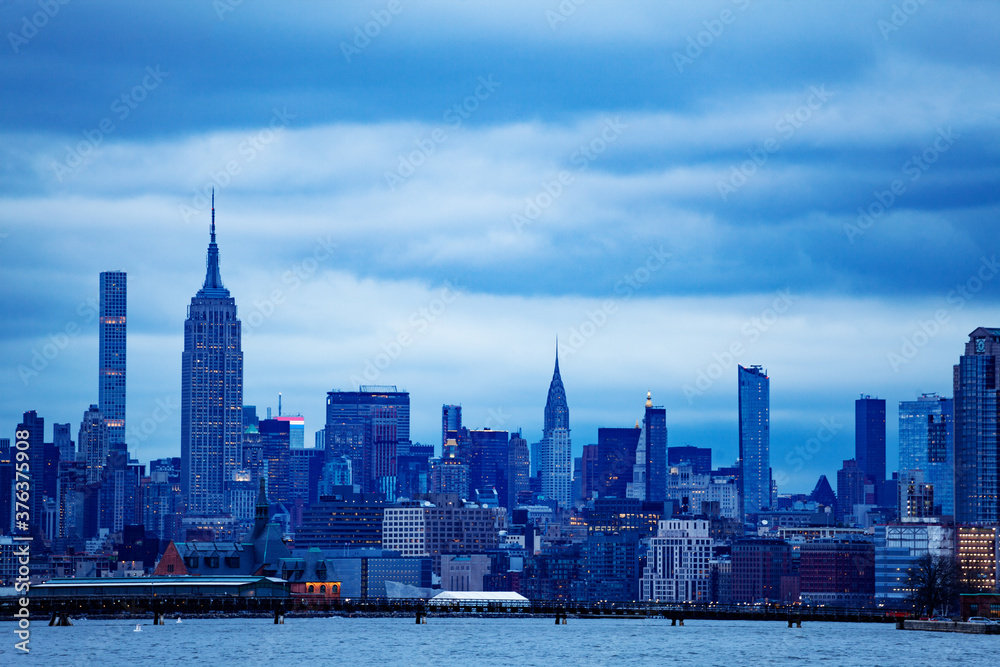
top-left (1, 0), bottom-right (998, 494)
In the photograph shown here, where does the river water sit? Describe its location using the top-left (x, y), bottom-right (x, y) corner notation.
top-left (2, 616), bottom-right (995, 665)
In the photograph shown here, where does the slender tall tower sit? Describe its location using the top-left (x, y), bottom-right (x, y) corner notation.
top-left (738, 364), bottom-right (770, 522)
top-left (540, 343), bottom-right (571, 509)
top-left (99, 270), bottom-right (127, 450)
top-left (181, 194), bottom-right (244, 514)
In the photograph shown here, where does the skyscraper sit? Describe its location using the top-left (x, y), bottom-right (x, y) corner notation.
top-left (856, 395), bottom-right (887, 500)
top-left (325, 385), bottom-right (409, 495)
top-left (898, 393), bottom-right (954, 516)
top-left (507, 430), bottom-right (530, 508)
top-left (99, 270), bottom-right (126, 450)
top-left (17, 411), bottom-right (45, 537)
top-left (78, 404), bottom-right (108, 485)
top-left (596, 425), bottom-right (640, 499)
top-left (954, 327), bottom-right (1000, 524)
top-left (442, 405), bottom-right (462, 447)
top-left (836, 458), bottom-right (867, 523)
top-left (539, 346), bottom-right (571, 508)
top-left (464, 428), bottom-right (509, 502)
top-left (644, 393), bottom-right (668, 503)
top-left (738, 365), bottom-right (770, 520)
top-left (181, 195), bottom-right (244, 515)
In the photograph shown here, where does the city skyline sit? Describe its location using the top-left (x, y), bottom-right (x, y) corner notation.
top-left (2, 2), bottom-right (1000, 494)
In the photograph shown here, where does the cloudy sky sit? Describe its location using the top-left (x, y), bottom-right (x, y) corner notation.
top-left (1, 0), bottom-right (998, 494)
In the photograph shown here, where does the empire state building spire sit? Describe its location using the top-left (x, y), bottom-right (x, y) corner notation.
top-left (200, 189), bottom-right (227, 297)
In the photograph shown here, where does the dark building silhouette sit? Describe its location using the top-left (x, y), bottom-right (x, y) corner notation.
top-left (809, 475), bottom-right (837, 511)
top-left (836, 459), bottom-right (868, 522)
top-left (506, 430), bottom-right (530, 508)
top-left (644, 400), bottom-right (668, 503)
top-left (855, 395), bottom-right (886, 501)
top-left (668, 446), bottom-right (712, 476)
top-left (596, 426), bottom-right (640, 498)
top-left (17, 411), bottom-right (45, 537)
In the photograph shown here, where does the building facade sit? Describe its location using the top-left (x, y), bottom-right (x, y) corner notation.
top-left (641, 519), bottom-right (715, 602)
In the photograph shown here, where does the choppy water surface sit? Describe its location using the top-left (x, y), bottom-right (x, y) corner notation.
top-left (2, 616), bottom-right (996, 665)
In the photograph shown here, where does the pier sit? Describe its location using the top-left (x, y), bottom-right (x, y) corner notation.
top-left (5, 595), bottom-right (900, 626)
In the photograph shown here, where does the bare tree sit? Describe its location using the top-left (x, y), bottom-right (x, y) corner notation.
top-left (907, 553), bottom-right (959, 616)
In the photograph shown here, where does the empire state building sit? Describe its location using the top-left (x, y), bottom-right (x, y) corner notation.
top-left (181, 196), bottom-right (244, 514)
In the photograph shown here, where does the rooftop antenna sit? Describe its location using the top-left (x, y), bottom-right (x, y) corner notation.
top-left (278, 393), bottom-right (282, 417)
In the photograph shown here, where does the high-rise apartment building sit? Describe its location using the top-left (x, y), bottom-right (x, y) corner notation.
top-left (738, 365), bottom-right (770, 520)
top-left (181, 197), bottom-right (244, 514)
top-left (954, 327), bottom-right (1000, 523)
top-left (99, 270), bottom-right (127, 449)
top-left (641, 518), bottom-right (715, 602)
